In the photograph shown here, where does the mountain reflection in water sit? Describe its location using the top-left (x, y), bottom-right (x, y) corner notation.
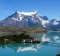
top-left (0, 32), bottom-right (60, 56)
top-left (0, 43), bottom-right (42, 52)
top-left (30, 32), bottom-right (60, 43)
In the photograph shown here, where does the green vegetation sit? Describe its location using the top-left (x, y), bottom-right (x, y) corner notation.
top-left (0, 33), bottom-right (40, 44)
top-left (0, 26), bottom-right (46, 44)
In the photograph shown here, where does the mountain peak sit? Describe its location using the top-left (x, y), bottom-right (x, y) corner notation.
top-left (42, 16), bottom-right (48, 20)
top-left (14, 10), bottom-right (38, 16)
top-left (15, 11), bottom-right (21, 14)
top-left (21, 11), bottom-right (38, 16)
top-left (1, 10), bottom-right (60, 30)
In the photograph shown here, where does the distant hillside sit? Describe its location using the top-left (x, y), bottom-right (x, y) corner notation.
top-left (0, 26), bottom-right (48, 34)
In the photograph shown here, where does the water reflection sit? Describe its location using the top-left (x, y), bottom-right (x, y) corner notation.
top-left (16, 43), bottom-right (42, 52)
top-left (41, 34), bottom-right (50, 42)
top-left (0, 32), bottom-right (60, 56)
top-left (42, 32), bottom-right (60, 43)
top-left (0, 32), bottom-right (60, 53)
top-left (0, 43), bottom-right (42, 53)
top-left (30, 32), bottom-right (60, 43)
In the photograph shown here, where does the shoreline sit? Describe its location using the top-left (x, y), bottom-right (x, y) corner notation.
top-left (0, 33), bottom-right (40, 44)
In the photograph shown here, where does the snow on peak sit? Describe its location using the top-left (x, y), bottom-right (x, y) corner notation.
top-left (21, 11), bottom-right (37, 16)
top-left (12, 11), bottom-right (50, 27)
top-left (53, 21), bottom-right (59, 25)
top-left (39, 17), bottom-right (49, 27)
top-left (12, 10), bottom-right (38, 21)
top-left (15, 10), bottom-right (38, 16)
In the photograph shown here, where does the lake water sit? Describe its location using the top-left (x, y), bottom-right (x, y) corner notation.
top-left (0, 32), bottom-right (60, 56)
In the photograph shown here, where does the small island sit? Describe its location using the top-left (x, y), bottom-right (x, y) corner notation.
top-left (56, 54), bottom-right (60, 56)
top-left (0, 33), bottom-right (40, 44)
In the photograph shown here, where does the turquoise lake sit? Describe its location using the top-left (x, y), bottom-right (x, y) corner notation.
top-left (0, 32), bottom-right (60, 56)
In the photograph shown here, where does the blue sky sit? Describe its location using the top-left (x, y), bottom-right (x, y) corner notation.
top-left (0, 0), bottom-right (60, 20)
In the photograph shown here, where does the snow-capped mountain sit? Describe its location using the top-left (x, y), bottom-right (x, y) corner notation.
top-left (0, 11), bottom-right (60, 30)
top-left (45, 19), bottom-right (60, 30)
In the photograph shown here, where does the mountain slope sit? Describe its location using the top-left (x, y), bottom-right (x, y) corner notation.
top-left (0, 11), bottom-right (60, 30)
top-left (0, 11), bottom-right (49, 27)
